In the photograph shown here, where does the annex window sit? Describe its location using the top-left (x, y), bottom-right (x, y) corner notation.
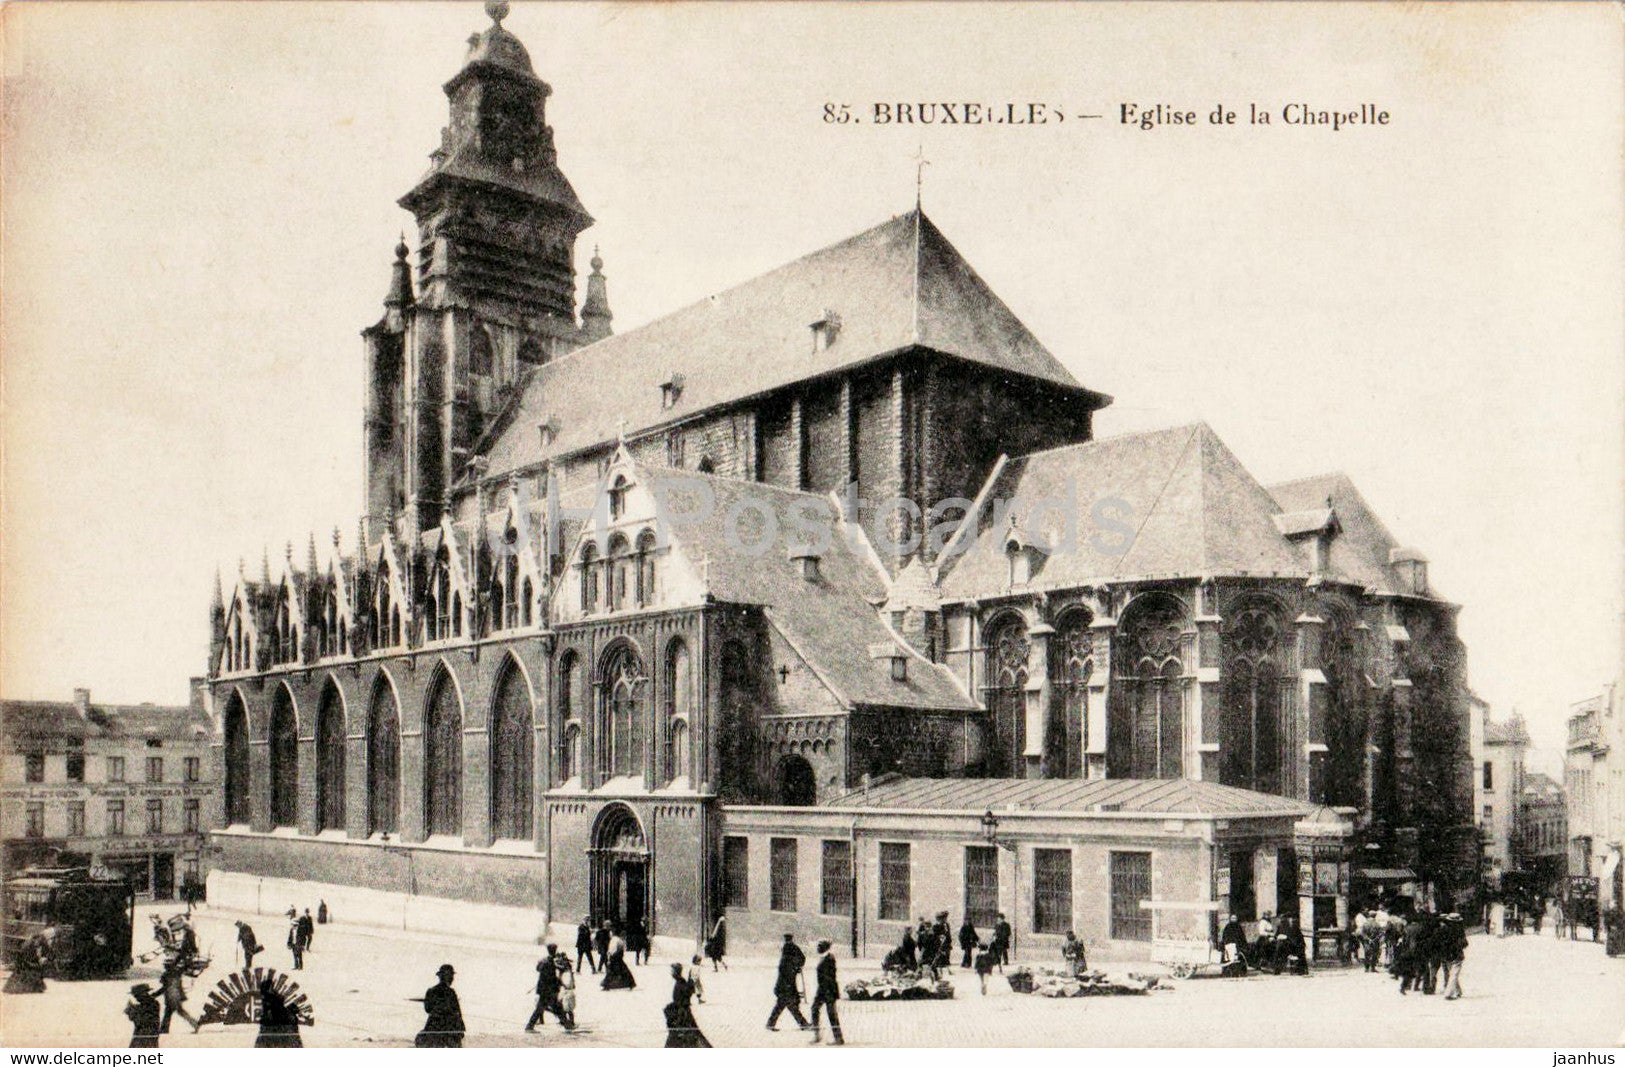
top-left (146, 798), bottom-right (164, 834)
top-left (608, 475), bottom-right (630, 521)
top-left (185, 757), bottom-right (200, 783)
top-left (25, 753), bottom-right (45, 783)
top-left (635, 529), bottom-right (658, 607)
top-left (68, 803), bottom-right (86, 837)
top-left (663, 638), bottom-right (692, 785)
top-left (1033, 848), bottom-right (1073, 935)
top-left (964, 845), bottom-right (1000, 928)
top-left (1109, 851), bottom-right (1153, 942)
top-left (184, 799), bottom-right (200, 834)
top-left (606, 534), bottom-right (631, 611)
top-left (108, 756), bottom-right (126, 783)
top-left (821, 840), bottom-right (853, 917)
top-left (598, 643), bottom-right (646, 780)
top-left (66, 753), bottom-right (85, 783)
top-left (770, 837), bottom-right (798, 913)
top-left (25, 802), bottom-right (44, 838)
top-left (722, 836), bottom-right (749, 909)
top-left (147, 756), bottom-right (164, 783)
top-left (1483, 761), bottom-right (1493, 791)
top-left (579, 543), bottom-right (600, 612)
top-left (107, 801), bottom-right (125, 836)
top-left (879, 842), bottom-right (911, 922)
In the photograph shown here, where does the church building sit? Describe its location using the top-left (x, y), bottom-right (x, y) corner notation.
top-left (207, 5), bottom-right (1476, 960)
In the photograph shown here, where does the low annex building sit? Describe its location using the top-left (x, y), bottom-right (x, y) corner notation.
top-left (205, 8), bottom-right (1477, 956)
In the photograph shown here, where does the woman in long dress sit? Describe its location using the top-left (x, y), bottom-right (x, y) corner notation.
top-left (704, 915), bottom-right (728, 971)
top-left (663, 963), bottom-right (711, 1048)
top-left (600, 927), bottom-right (637, 991)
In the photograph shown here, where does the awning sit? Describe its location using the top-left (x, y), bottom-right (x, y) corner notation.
top-left (1356, 868), bottom-right (1417, 882)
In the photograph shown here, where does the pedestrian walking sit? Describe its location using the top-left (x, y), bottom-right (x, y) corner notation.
top-left (687, 954), bottom-right (707, 1004)
top-left (576, 917), bottom-right (598, 975)
top-left (317, 900), bottom-right (329, 925)
top-left (766, 932), bottom-right (809, 1031)
top-left (299, 908), bottom-right (316, 951)
top-left (415, 964), bottom-right (466, 1047)
top-left (125, 983), bottom-right (162, 1048)
top-left (594, 920), bottom-right (612, 974)
top-left (159, 959), bottom-right (201, 1034)
top-left (525, 943), bottom-right (574, 1031)
top-left (663, 962), bottom-right (712, 1047)
top-left (974, 942), bottom-right (996, 995)
top-left (236, 920), bottom-right (261, 969)
top-left (705, 914), bottom-right (729, 971)
top-left (556, 953), bottom-right (578, 1028)
top-left (627, 915), bottom-right (651, 966)
top-left (992, 913), bottom-right (1012, 970)
top-left (810, 940), bottom-right (844, 1045)
top-left (1441, 913), bottom-right (1467, 1000)
top-left (287, 913), bottom-right (306, 970)
top-left (4, 931), bottom-right (49, 993)
top-left (958, 916), bottom-right (979, 969)
top-left (931, 912), bottom-right (953, 972)
top-left (255, 977), bottom-right (304, 1048)
top-left (600, 926), bottom-right (636, 990)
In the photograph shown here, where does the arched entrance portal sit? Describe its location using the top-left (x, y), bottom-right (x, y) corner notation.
top-left (590, 803), bottom-right (650, 932)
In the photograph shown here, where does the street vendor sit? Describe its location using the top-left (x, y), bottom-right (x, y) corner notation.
top-left (1061, 931), bottom-right (1088, 976)
top-left (1218, 914), bottom-right (1247, 963)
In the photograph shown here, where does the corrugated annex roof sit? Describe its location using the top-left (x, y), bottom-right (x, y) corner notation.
top-left (825, 776), bottom-right (1314, 818)
top-left (637, 464), bottom-right (977, 712)
top-left (940, 423), bottom-right (1305, 596)
top-left (479, 210), bottom-right (1105, 482)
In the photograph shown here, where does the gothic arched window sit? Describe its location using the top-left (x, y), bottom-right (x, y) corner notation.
top-left (608, 475), bottom-right (630, 521)
top-left (223, 692), bottom-right (251, 825)
top-left (521, 577), bottom-right (533, 627)
top-left (316, 682), bottom-right (346, 832)
top-left (427, 548), bottom-right (452, 641)
top-left (367, 678), bottom-right (400, 836)
top-left (1222, 598), bottom-right (1290, 795)
top-left (1108, 594), bottom-right (1186, 780)
top-left (580, 543), bottom-right (599, 613)
top-left (1047, 609), bottom-right (1093, 778)
top-left (983, 615), bottom-right (1030, 777)
top-left (636, 529), bottom-right (658, 607)
top-left (423, 669), bottom-right (463, 837)
top-left (598, 643), bottom-right (645, 780)
top-left (489, 661), bottom-right (533, 840)
top-left (269, 685), bottom-right (299, 828)
top-left (606, 533), bottom-right (631, 611)
top-left (664, 638), bottom-right (692, 784)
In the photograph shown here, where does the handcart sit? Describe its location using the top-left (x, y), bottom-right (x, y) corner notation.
top-left (1144, 899), bottom-right (1227, 980)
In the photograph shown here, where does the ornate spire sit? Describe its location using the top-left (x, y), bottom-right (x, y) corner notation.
top-left (384, 235), bottom-right (415, 309)
top-left (580, 245), bottom-right (613, 343)
top-left (306, 532), bottom-right (320, 578)
top-left (212, 567), bottom-right (225, 616)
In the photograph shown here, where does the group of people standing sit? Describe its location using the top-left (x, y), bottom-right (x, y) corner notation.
top-left (1217, 911), bottom-right (1309, 975)
top-left (1352, 905), bottom-right (1468, 1000)
top-left (882, 911), bottom-right (1012, 986)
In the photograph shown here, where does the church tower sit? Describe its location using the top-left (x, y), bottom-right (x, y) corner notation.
top-left (367, 1), bottom-right (594, 533)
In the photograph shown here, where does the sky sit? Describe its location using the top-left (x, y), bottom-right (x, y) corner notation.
top-left (3, 2), bottom-right (1621, 760)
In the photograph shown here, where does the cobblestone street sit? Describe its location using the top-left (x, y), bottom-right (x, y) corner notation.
top-left (3, 906), bottom-right (1620, 1048)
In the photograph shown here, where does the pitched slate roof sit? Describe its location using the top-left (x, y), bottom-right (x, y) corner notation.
top-left (825, 776), bottom-right (1314, 818)
top-left (1267, 472), bottom-right (1428, 598)
top-left (479, 210), bottom-right (1106, 481)
top-left (940, 423), bottom-right (1306, 597)
top-left (636, 463), bottom-right (976, 712)
top-left (0, 698), bottom-right (210, 745)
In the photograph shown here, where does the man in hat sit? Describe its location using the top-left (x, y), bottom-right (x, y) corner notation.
top-left (525, 943), bottom-right (573, 1031)
top-left (1440, 913), bottom-right (1468, 1001)
top-left (810, 940), bottom-right (845, 1045)
top-left (991, 913), bottom-right (1012, 971)
top-left (575, 917), bottom-right (598, 975)
top-left (417, 964), bottom-right (466, 1047)
top-left (235, 920), bottom-right (261, 969)
top-left (125, 983), bottom-right (162, 1048)
top-left (766, 932), bottom-right (809, 1031)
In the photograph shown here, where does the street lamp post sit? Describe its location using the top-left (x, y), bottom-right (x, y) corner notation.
top-left (981, 810), bottom-right (1021, 962)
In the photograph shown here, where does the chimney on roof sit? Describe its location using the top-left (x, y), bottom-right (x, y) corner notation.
top-left (72, 688), bottom-right (91, 719)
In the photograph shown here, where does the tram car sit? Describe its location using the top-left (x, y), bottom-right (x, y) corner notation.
top-left (3, 867), bottom-right (136, 978)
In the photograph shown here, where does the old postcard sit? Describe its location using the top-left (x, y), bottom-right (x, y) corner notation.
top-left (2, 0), bottom-right (1621, 1053)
